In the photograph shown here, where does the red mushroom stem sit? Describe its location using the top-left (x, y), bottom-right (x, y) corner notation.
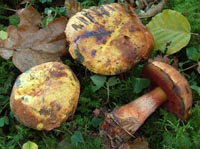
top-left (114, 87), bottom-right (167, 126)
top-left (100, 87), bottom-right (167, 148)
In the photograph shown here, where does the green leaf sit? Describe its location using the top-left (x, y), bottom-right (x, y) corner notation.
top-left (22, 141), bottom-right (38, 149)
top-left (9, 15), bottom-right (20, 26)
top-left (132, 77), bottom-right (150, 94)
top-left (186, 47), bottom-right (200, 61)
top-left (92, 117), bottom-right (103, 128)
top-left (0, 116), bottom-right (9, 127)
top-left (191, 85), bottom-right (200, 96)
top-left (71, 131), bottom-right (85, 144)
top-left (146, 9), bottom-right (191, 55)
top-left (39, 0), bottom-right (52, 3)
top-left (0, 30), bottom-right (7, 40)
top-left (98, 0), bottom-right (115, 5)
top-left (90, 75), bottom-right (106, 92)
top-left (107, 76), bottom-right (120, 87)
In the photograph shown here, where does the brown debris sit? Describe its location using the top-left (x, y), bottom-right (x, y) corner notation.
top-left (0, 6), bottom-right (68, 72)
top-left (150, 54), bottom-right (179, 69)
top-left (65, 0), bottom-right (81, 18)
top-left (125, 0), bottom-right (167, 18)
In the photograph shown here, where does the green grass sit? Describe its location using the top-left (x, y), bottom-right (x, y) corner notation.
top-left (0, 0), bottom-right (200, 148)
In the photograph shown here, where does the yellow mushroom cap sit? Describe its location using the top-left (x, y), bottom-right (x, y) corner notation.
top-left (65, 3), bottom-right (154, 75)
top-left (10, 62), bottom-right (80, 130)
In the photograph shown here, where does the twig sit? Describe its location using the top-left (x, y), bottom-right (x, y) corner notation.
top-left (138, 0), bottom-right (167, 18)
top-left (181, 63), bottom-right (198, 72)
top-left (0, 7), bottom-right (17, 12)
top-left (191, 33), bottom-right (200, 42)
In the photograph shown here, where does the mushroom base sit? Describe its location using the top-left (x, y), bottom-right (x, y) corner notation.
top-left (100, 112), bottom-right (140, 148)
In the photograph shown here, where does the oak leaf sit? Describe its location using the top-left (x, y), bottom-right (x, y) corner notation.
top-left (0, 6), bottom-right (68, 72)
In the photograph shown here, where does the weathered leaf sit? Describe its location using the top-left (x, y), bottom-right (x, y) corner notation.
top-left (17, 6), bottom-right (41, 27)
top-left (65, 0), bottom-right (81, 18)
top-left (146, 9), bottom-right (191, 55)
top-left (0, 48), bottom-right (13, 59)
top-left (12, 48), bottom-right (61, 72)
top-left (0, 6), bottom-right (67, 72)
top-left (22, 141), bottom-right (38, 149)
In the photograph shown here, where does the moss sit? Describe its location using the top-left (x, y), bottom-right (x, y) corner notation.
top-left (165, 0), bottom-right (200, 33)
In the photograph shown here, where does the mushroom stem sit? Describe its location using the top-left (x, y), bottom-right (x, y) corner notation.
top-left (100, 87), bottom-right (167, 148)
top-left (115, 87), bottom-right (167, 124)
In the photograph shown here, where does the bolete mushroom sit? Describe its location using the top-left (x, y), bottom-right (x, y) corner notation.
top-left (100, 61), bottom-right (192, 148)
top-left (65, 3), bottom-right (154, 75)
top-left (10, 62), bottom-right (80, 130)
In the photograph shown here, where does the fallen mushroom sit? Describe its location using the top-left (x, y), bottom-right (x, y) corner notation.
top-left (65, 3), bottom-right (154, 75)
top-left (10, 62), bottom-right (80, 130)
top-left (100, 61), bottom-right (192, 148)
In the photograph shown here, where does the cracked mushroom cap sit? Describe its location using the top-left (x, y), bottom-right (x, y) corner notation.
top-left (10, 62), bottom-right (80, 130)
top-left (65, 3), bottom-right (154, 75)
top-left (142, 61), bottom-right (192, 120)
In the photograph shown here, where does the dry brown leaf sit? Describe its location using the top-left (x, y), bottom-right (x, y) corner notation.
top-left (0, 48), bottom-right (13, 59)
top-left (0, 6), bottom-right (67, 72)
top-left (17, 5), bottom-right (41, 27)
top-left (12, 48), bottom-right (61, 72)
top-left (65, 0), bottom-right (81, 18)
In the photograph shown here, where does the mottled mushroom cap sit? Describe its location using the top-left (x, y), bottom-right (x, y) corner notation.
top-left (142, 61), bottom-right (192, 120)
top-left (10, 62), bottom-right (80, 130)
top-left (65, 3), bottom-right (154, 75)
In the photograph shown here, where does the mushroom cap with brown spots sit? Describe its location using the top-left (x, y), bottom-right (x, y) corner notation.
top-left (65, 3), bottom-right (154, 75)
top-left (10, 62), bottom-right (80, 130)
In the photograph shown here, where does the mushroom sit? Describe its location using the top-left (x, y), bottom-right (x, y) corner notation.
top-left (10, 62), bottom-right (80, 130)
top-left (65, 3), bottom-right (154, 75)
top-left (100, 61), bottom-right (192, 148)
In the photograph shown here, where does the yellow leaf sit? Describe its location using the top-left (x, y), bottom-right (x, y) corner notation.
top-left (22, 141), bottom-right (38, 149)
top-left (0, 30), bottom-right (7, 40)
top-left (146, 9), bottom-right (191, 55)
